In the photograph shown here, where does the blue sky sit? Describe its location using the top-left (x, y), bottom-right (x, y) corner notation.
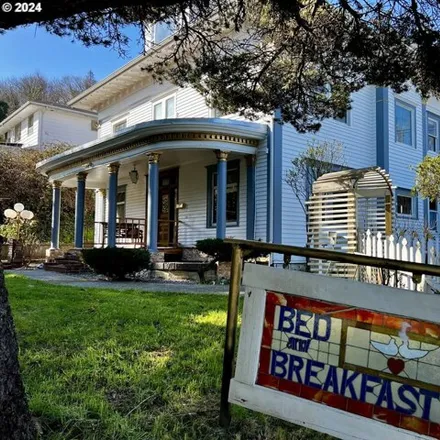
top-left (0, 25), bottom-right (143, 80)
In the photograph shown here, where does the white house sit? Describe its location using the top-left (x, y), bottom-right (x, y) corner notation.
top-left (35, 25), bottom-right (440, 265)
top-left (0, 101), bottom-right (98, 149)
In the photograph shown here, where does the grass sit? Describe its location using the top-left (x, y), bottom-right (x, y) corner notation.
top-left (6, 274), bottom-right (330, 440)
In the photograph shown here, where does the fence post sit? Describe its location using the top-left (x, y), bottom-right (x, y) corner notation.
top-left (414, 240), bottom-right (423, 291)
top-left (389, 235), bottom-right (396, 287)
top-left (401, 238), bottom-right (409, 289)
top-left (220, 244), bottom-right (243, 427)
top-left (366, 230), bottom-right (372, 281)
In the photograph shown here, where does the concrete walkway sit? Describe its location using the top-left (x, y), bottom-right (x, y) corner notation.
top-left (6, 268), bottom-right (233, 294)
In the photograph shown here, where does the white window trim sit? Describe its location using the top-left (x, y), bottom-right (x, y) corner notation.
top-left (395, 101), bottom-right (416, 147)
top-left (428, 117), bottom-right (439, 152)
top-left (112, 118), bottom-right (127, 134)
top-left (152, 93), bottom-right (177, 120)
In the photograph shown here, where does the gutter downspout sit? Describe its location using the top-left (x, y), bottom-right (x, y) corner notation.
top-left (269, 109), bottom-right (283, 265)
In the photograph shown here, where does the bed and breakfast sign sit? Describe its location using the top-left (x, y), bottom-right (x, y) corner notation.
top-left (229, 264), bottom-right (440, 440)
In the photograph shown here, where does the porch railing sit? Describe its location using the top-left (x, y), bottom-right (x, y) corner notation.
top-left (84, 217), bottom-right (181, 248)
top-left (85, 217), bottom-right (146, 248)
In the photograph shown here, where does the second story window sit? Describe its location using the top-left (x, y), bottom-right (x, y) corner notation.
top-left (428, 118), bottom-right (438, 152)
top-left (113, 119), bottom-right (127, 134)
top-left (14, 123), bottom-right (21, 142)
top-left (153, 95), bottom-right (176, 120)
top-left (27, 114), bottom-right (34, 135)
top-left (395, 102), bottom-right (415, 146)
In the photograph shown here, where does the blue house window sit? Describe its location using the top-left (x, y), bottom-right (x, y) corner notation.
top-left (428, 118), bottom-right (439, 152)
top-left (396, 188), bottom-right (417, 219)
top-left (395, 101), bottom-right (415, 146)
top-left (207, 160), bottom-right (240, 227)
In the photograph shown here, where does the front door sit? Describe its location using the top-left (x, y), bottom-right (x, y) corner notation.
top-left (158, 168), bottom-right (178, 247)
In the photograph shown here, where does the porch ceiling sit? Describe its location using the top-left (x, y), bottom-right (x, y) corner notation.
top-left (36, 118), bottom-right (267, 184)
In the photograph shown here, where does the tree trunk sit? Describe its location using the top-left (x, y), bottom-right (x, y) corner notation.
top-left (0, 264), bottom-right (37, 439)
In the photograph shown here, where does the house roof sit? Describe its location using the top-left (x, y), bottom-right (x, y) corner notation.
top-left (0, 101), bottom-right (97, 135)
top-left (67, 40), bottom-right (174, 112)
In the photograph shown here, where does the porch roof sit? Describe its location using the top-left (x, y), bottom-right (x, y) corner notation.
top-left (36, 118), bottom-right (267, 182)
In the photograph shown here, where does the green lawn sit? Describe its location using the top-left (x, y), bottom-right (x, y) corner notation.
top-left (6, 274), bottom-right (329, 440)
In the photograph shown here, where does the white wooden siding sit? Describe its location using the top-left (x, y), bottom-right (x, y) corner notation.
top-left (255, 141), bottom-right (268, 241)
top-left (123, 176), bottom-right (147, 219)
top-left (11, 110), bottom-right (40, 148)
top-left (281, 86), bottom-right (377, 253)
top-left (97, 82), bottom-right (210, 138)
top-left (40, 111), bottom-right (96, 147)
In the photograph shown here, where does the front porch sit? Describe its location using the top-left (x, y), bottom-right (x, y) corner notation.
top-left (37, 118), bottom-right (267, 259)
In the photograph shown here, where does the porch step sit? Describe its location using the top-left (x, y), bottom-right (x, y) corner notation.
top-left (152, 261), bottom-right (208, 271)
top-left (157, 247), bottom-right (183, 262)
top-left (44, 263), bottom-right (87, 274)
top-left (44, 251), bottom-right (88, 274)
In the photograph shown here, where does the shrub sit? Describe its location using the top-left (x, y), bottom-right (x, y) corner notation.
top-left (82, 248), bottom-right (151, 280)
top-left (195, 238), bottom-right (268, 262)
top-left (195, 238), bottom-right (233, 262)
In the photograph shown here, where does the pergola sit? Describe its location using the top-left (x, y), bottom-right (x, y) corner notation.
top-left (306, 167), bottom-right (394, 276)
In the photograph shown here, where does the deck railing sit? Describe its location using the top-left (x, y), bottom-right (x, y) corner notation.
top-left (85, 217), bottom-right (146, 248)
top-left (84, 217), bottom-right (181, 248)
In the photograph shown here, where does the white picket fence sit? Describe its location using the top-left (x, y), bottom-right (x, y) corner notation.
top-left (358, 229), bottom-right (440, 292)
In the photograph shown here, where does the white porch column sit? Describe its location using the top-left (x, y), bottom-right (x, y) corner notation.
top-left (94, 189), bottom-right (106, 247)
top-left (50, 181), bottom-right (62, 249)
top-left (107, 163), bottom-right (120, 248)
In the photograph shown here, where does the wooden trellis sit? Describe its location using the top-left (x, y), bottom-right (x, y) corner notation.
top-left (306, 167), bottom-right (393, 277)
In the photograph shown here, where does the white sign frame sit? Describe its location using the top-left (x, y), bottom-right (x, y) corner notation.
top-left (229, 263), bottom-right (440, 440)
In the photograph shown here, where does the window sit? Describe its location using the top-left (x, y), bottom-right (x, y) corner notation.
top-left (207, 160), bottom-right (240, 227)
top-left (428, 118), bottom-right (439, 152)
top-left (116, 186), bottom-right (126, 219)
top-left (113, 119), bottom-right (127, 133)
top-left (396, 188), bottom-right (418, 219)
top-left (334, 111), bottom-right (349, 124)
top-left (430, 199), bottom-right (438, 230)
top-left (395, 102), bottom-right (414, 146)
top-left (153, 95), bottom-right (176, 120)
top-left (397, 195), bottom-right (412, 215)
top-left (14, 123), bottom-right (21, 142)
top-left (27, 114), bottom-right (34, 135)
